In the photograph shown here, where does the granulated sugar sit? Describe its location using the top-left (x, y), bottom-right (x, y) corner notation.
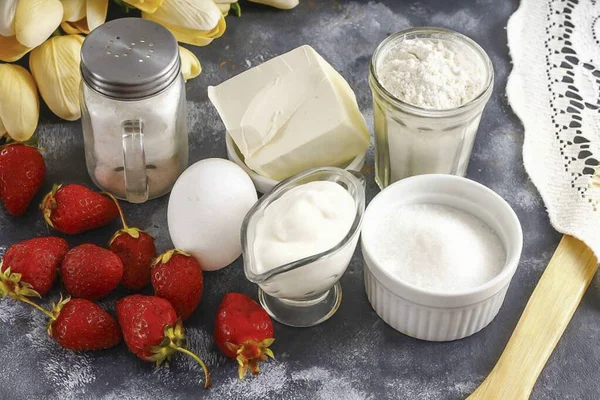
top-left (372, 204), bottom-right (505, 292)
top-left (377, 38), bottom-right (485, 109)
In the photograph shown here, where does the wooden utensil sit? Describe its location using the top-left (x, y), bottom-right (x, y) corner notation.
top-left (468, 235), bottom-right (597, 400)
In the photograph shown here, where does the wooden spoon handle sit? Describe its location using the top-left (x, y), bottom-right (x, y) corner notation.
top-left (468, 235), bottom-right (598, 400)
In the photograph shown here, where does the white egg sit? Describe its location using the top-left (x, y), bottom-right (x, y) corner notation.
top-left (167, 158), bottom-right (258, 271)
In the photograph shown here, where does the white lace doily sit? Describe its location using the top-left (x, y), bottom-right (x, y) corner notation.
top-left (507, 0), bottom-right (600, 257)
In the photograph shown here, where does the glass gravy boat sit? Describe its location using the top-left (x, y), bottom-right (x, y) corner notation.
top-left (242, 167), bottom-right (366, 327)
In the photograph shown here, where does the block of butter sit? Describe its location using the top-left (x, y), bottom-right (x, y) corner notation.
top-left (207, 45), bottom-right (370, 181)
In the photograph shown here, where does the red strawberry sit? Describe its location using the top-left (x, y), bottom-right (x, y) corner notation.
top-left (214, 293), bottom-right (275, 379)
top-left (61, 244), bottom-right (123, 300)
top-left (0, 272), bottom-right (120, 351)
top-left (151, 250), bottom-right (203, 320)
top-left (0, 143), bottom-right (45, 216)
top-left (40, 184), bottom-right (119, 234)
top-left (48, 296), bottom-right (121, 350)
top-left (106, 194), bottom-right (157, 291)
top-left (1, 237), bottom-right (68, 296)
top-left (116, 295), bottom-right (210, 388)
top-left (111, 230), bottom-right (156, 290)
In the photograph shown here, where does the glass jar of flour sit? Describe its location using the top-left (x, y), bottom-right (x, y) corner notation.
top-left (369, 28), bottom-right (493, 189)
top-left (80, 18), bottom-right (188, 203)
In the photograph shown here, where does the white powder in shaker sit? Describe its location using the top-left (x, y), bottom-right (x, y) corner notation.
top-left (82, 81), bottom-right (185, 199)
top-left (371, 204), bottom-right (505, 292)
top-left (378, 39), bottom-right (485, 110)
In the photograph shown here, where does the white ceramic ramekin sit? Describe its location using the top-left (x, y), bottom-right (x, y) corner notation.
top-left (225, 133), bottom-right (366, 193)
top-left (361, 174), bottom-right (523, 341)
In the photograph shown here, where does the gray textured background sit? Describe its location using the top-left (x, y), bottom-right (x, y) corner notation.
top-left (1, 0), bottom-right (598, 399)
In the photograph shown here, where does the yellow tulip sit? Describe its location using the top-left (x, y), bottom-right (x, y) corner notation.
top-left (0, 118), bottom-right (6, 139)
top-left (15, 0), bottom-right (63, 48)
top-left (143, 0), bottom-right (226, 46)
top-left (249, 0), bottom-right (298, 9)
top-left (214, 0), bottom-right (240, 17)
top-left (61, 19), bottom-right (89, 34)
top-left (61, 0), bottom-right (86, 22)
top-left (122, 0), bottom-right (164, 13)
top-left (216, 3), bottom-right (230, 16)
top-left (159, 17), bottom-right (225, 46)
top-left (147, 0), bottom-right (220, 30)
top-left (60, 0), bottom-right (108, 34)
top-left (0, 0), bottom-right (18, 36)
top-left (87, 0), bottom-right (108, 31)
top-left (0, 34), bottom-right (32, 62)
top-left (0, 65), bottom-right (39, 142)
top-left (30, 35), bottom-right (85, 121)
top-left (179, 46), bottom-right (201, 81)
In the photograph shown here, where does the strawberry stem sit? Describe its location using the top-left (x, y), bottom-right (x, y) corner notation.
top-left (103, 192), bottom-right (128, 230)
top-left (175, 347), bottom-right (211, 389)
top-left (40, 184), bottom-right (61, 228)
top-left (18, 296), bottom-right (55, 319)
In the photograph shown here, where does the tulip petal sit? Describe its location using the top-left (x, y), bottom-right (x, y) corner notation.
top-left (15, 0), bottom-right (63, 48)
top-left (149, 0), bottom-right (221, 31)
top-left (164, 28), bottom-right (214, 46)
top-left (61, 18), bottom-right (89, 34)
top-left (86, 0), bottom-right (108, 31)
top-left (0, 65), bottom-right (39, 142)
top-left (0, 118), bottom-right (6, 138)
top-left (61, 21), bottom-right (82, 34)
top-left (0, 0), bottom-right (18, 37)
top-left (61, 0), bottom-right (86, 22)
top-left (249, 0), bottom-right (298, 9)
top-left (179, 46), bottom-right (201, 81)
top-left (217, 3), bottom-right (230, 16)
top-left (123, 0), bottom-right (164, 13)
top-left (30, 35), bottom-right (84, 121)
top-left (143, 12), bottom-right (225, 46)
top-left (0, 34), bottom-right (33, 62)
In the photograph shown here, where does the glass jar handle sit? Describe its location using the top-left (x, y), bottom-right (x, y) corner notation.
top-left (121, 119), bottom-right (149, 203)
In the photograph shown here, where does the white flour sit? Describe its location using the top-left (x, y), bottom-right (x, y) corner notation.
top-left (372, 32), bottom-right (493, 185)
top-left (291, 367), bottom-right (373, 400)
top-left (0, 298), bottom-right (25, 324)
top-left (377, 39), bottom-right (485, 110)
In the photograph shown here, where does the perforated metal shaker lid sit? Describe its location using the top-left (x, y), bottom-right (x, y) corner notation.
top-left (81, 18), bottom-right (180, 100)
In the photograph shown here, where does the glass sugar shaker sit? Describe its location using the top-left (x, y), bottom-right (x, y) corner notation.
top-left (80, 18), bottom-right (188, 203)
